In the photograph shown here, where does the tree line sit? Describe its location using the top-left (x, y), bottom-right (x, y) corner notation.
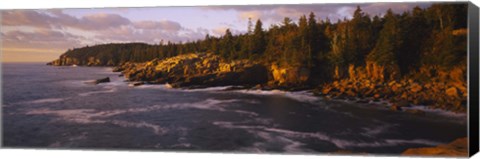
top-left (61, 3), bottom-right (467, 82)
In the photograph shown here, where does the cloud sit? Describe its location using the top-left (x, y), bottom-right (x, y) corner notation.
top-left (133, 20), bottom-right (182, 31)
top-left (1, 29), bottom-right (85, 62)
top-left (210, 26), bottom-right (243, 37)
top-left (77, 13), bottom-right (131, 30)
top-left (239, 11), bottom-right (264, 20)
top-left (2, 10), bottom-right (131, 30)
top-left (212, 26), bottom-right (229, 36)
top-left (1, 9), bottom-right (210, 51)
top-left (206, 2), bottom-right (433, 23)
top-left (1, 10), bottom-right (53, 28)
top-left (3, 29), bottom-right (78, 43)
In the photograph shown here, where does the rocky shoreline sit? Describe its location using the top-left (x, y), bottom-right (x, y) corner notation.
top-left (49, 52), bottom-right (467, 114)
top-left (48, 52), bottom-right (468, 156)
top-left (314, 77), bottom-right (466, 113)
top-left (109, 53), bottom-right (466, 113)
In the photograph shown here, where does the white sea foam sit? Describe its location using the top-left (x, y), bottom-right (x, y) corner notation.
top-left (25, 108), bottom-right (168, 135)
top-left (360, 124), bottom-right (395, 137)
top-left (23, 98), bottom-right (257, 135)
top-left (404, 106), bottom-right (467, 118)
top-left (78, 88), bottom-right (117, 96)
top-left (157, 98), bottom-right (259, 116)
top-left (235, 89), bottom-right (320, 103)
top-left (213, 121), bottom-right (444, 150)
top-left (24, 98), bottom-right (67, 104)
top-left (135, 84), bottom-right (320, 103)
top-left (182, 86), bottom-right (234, 92)
top-left (135, 84), bottom-right (171, 90)
top-left (134, 83), bottom-right (320, 104)
top-left (110, 120), bottom-right (166, 135)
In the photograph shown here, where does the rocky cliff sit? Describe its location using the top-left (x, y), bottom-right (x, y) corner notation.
top-left (47, 55), bottom-right (115, 66)
top-left (115, 53), bottom-right (269, 88)
top-left (315, 63), bottom-right (467, 112)
top-left (48, 49), bottom-right (467, 113)
top-left (113, 53), bottom-right (466, 113)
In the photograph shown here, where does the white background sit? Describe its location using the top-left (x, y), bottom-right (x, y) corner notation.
top-left (0, 0), bottom-right (479, 159)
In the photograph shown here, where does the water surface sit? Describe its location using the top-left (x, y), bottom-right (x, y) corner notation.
top-left (2, 63), bottom-right (466, 154)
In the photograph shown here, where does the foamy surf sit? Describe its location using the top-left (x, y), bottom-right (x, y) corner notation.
top-left (24, 98), bottom-right (67, 104)
top-left (78, 88), bottom-right (117, 96)
top-left (404, 105), bottom-right (467, 119)
top-left (25, 108), bottom-right (168, 135)
top-left (235, 89), bottom-right (320, 103)
top-left (135, 84), bottom-right (171, 90)
top-left (182, 86), bottom-right (235, 92)
top-left (213, 121), bottom-right (444, 150)
top-left (131, 83), bottom-right (319, 103)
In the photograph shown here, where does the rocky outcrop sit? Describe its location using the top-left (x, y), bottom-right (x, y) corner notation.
top-left (117, 53), bottom-right (268, 88)
top-left (402, 137), bottom-right (468, 157)
top-left (315, 64), bottom-right (467, 113)
top-left (47, 56), bottom-right (81, 66)
top-left (48, 47), bottom-right (466, 113)
top-left (84, 77), bottom-right (110, 85)
top-left (47, 55), bottom-right (114, 66)
top-left (269, 64), bottom-right (310, 86)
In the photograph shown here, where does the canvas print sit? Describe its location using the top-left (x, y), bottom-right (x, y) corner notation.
top-left (1, 2), bottom-right (473, 157)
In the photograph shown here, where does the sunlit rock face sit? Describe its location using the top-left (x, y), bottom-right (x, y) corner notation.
top-left (117, 53), bottom-right (268, 88)
top-left (269, 64), bottom-right (310, 86)
top-left (402, 137), bottom-right (468, 157)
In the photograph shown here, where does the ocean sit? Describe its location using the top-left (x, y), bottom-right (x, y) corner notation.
top-left (2, 63), bottom-right (467, 154)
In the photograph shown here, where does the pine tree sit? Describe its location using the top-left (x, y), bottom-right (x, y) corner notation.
top-left (220, 29), bottom-right (235, 60)
top-left (367, 9), bottom-right (401, 66)
top-left (251, 19), bottom-right (266, 58)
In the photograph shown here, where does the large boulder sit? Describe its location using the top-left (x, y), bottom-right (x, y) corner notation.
top-left (445, 87), bottom-right (459, 98)
top-left (270, 64), bottom-right (310, 86)
top-left (410, 83), bottom-right (423, 93)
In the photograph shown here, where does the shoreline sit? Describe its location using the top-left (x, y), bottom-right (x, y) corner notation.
top-left (127, 80), bottom-right (468, 119)
top-left (36, 64), bottom-right (468, 156)
top-left (47, 51), bottom-right (467, 114)
top-left (49, 64), bottom-right (468, 116)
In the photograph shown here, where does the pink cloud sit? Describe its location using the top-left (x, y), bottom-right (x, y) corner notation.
top-left (133, 20), bottom-right (182, 31)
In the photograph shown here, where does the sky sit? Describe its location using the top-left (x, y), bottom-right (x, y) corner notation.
top-left (0, 2), bottom-right (433, 62)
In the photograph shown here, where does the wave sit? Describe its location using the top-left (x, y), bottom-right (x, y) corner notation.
top-left (213, 121), bottom-right (443, 150)
top-left (357, 121), bottom-right (399, 137)
top-left (153, 98), bottom-right (259, 116)
top-left (135, 84), bottom-right (237, 93)
top-left (182, 86), bottom-right (235, 92)
top-left (253, 131), bottom-right (310, 153)
top-left (110, 120), bottom-right (166, 135)
top-left (234, 89), bottom-right (320, 103)
top-left (24, 98), bottom-right (67, 104)
top-left (25, 108), bottom-right (168, 135)
top-left (23, 98), bottom-right (256, 136)
top-left (135, 84), bottom-right (171, 90)
top-left (133, 84), bottom-right (319, 104)
top-left (78, 87), bottom-right (117, 96)
top-left (404, 105), bottom-right (467, 119)
top-left (132, 83), bottom-right (321, 105)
